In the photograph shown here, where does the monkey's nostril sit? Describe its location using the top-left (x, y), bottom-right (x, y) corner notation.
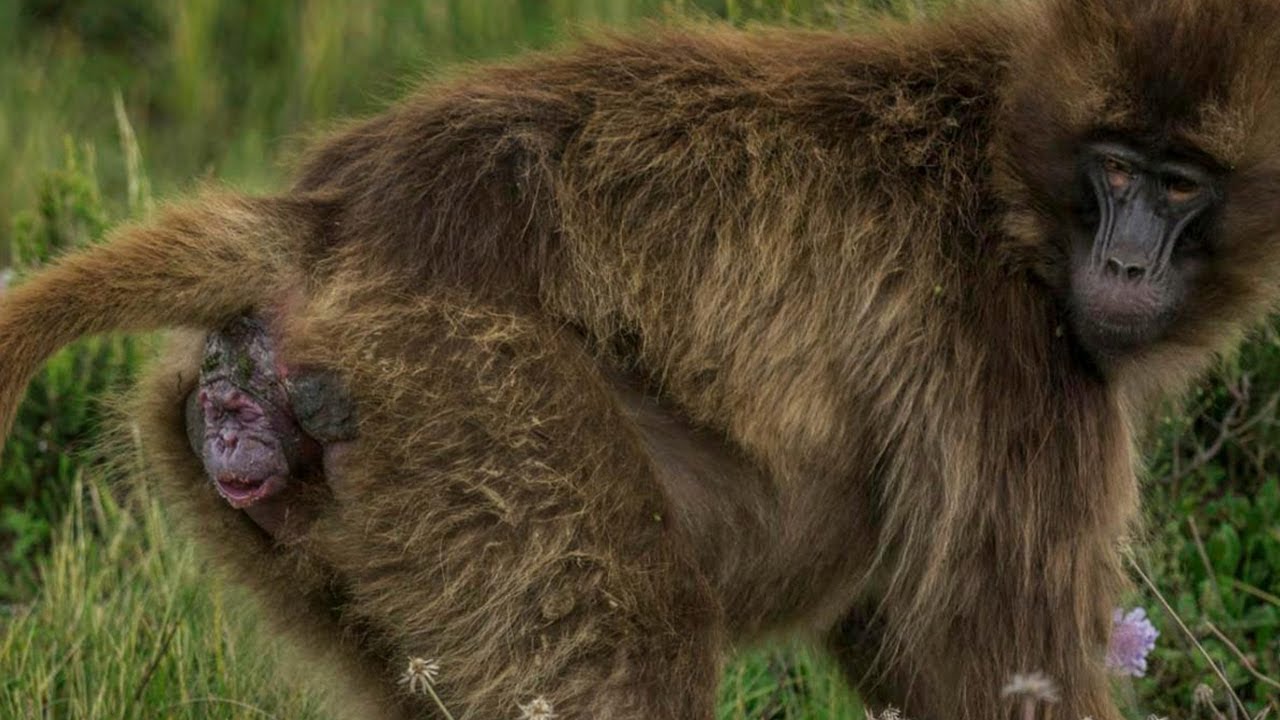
top-left (1105, 257), bottom-right (1147, 281)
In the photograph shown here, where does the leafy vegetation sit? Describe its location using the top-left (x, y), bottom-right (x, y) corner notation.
top-left (1141, 353), bottom-right (1280, 714)
top-left (0, 144), bottom-right (143, 599)
top-left (0, 0), bottom-right (1275, 717)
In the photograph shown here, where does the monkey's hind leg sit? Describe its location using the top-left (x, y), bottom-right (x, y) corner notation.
top-left (288, 293), bottom-right (723, 719)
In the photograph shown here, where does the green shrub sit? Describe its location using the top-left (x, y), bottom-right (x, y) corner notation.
top-left (1139, 342), bottom-right (1280, 715)
top-left (0, 143), bottom-right (142, 599)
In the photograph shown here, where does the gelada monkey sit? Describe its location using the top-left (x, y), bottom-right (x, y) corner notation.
top-left (4, 0), bottom-right (1280, 717)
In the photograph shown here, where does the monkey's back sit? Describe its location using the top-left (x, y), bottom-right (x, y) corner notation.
top-left (291, 15), bottom-right (1013, 457)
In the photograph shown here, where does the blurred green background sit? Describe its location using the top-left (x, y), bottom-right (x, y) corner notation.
top-left (0, 1), bottom-right (1275, 718)
top-left (0, 0), bottom-right (939, 250)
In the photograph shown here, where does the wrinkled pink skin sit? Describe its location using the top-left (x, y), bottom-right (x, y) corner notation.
top-left (196, 377), bottom-right (323, 534)
top-left (197, 380), bottom-right (298, 507)
top-left (188, 314), bottom-right (364, 536)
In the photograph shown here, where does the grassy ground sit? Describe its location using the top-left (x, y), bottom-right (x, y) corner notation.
top-left (0, 477), bottom-right (332, 720)
top-left (0, 474), bottom-right (860, 720)
top-left (0, 0), bottom-right (1276, 718)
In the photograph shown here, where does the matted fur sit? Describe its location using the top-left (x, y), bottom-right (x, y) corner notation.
top-left (5, 0), bottom-right (1280, 717)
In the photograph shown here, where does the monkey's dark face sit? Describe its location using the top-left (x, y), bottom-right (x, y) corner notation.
top-left (1064, 141), bottom-right (1220, 358)
top-left (997, 0), bottom-right (1280, 369)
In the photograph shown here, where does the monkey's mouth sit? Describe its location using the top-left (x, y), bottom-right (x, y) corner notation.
top-left (215, 473), bottom-right (287, 509)
top-left (1068, 264), bottom-right (1183, 357)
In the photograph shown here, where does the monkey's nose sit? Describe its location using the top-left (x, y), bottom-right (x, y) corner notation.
top-left (1104, 257), bottom-right (1147, 281)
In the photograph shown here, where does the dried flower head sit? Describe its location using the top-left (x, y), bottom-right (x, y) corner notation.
top-left (398, 656), bottom-right (441, 696)
top-left (1001, 672), bottom-right (1061, 703)
top-left (518, 696), bottom-right (557, 720)
top-left (1106, 607), bottom-right (1159, 677)
top-left (1192, 683), bottom-right (1216, 707)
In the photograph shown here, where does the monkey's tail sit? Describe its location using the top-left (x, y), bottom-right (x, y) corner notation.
top-left (0, 191), bottom-right (326, 446)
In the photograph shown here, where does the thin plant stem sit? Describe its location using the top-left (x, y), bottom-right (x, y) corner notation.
top-left (160, 697), bottom-right (279, 718)
top-left (1128, 557), bottom-right (1251, 718)
top-left (423, 681), bottom-right (457, 720)
top-left (1188, 517), bottom-right (1228, 612)
top-left (1205, 622), bottom-right (1280, 693)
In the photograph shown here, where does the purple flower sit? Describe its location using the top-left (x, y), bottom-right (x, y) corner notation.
top-left (1107, 607), bottom-right (1159, 677)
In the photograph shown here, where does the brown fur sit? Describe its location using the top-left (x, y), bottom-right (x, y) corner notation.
top-left (6, 1), bottom-right (1280, 717)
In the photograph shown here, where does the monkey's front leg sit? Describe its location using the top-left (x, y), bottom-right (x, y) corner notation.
top-left (829, 566), bottom-right (1125, 720)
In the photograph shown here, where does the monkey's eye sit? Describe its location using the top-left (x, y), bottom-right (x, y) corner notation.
top-left (1163, 174), bottom-right (1202, 204)
top-left (1103, 157), bottom-right (1134, 191)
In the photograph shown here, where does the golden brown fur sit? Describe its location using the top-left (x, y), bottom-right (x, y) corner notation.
top-left (6, 0), bottom-right (1280, 717)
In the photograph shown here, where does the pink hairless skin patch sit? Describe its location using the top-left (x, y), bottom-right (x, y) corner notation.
top-left (185, 315), bottom-right (357, 535)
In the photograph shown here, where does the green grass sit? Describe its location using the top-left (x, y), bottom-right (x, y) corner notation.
top-left (0, 474), bottom-right (864, 719)
top-left (0, 475), bottom-right (332, 720)
top-left (0, 0), bottom-right (941, 258)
